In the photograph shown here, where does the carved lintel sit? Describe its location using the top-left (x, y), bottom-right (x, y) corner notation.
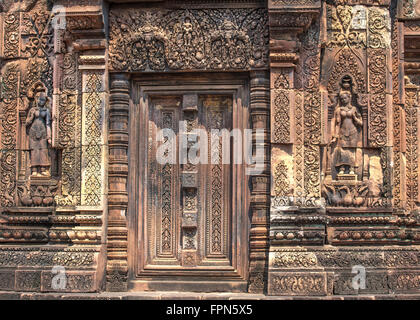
top-left (109, 8), bottom-right (269, 72)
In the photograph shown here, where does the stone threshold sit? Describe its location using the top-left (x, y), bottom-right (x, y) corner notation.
top-left (1, 291), bottom-right (420, 300)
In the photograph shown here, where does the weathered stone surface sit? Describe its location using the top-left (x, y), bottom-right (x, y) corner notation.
top-left (0, 0), bottom-right (419, 298)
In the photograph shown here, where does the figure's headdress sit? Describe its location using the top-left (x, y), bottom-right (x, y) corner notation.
top-left (337, 75), bottom-right (354, 100)
top-left (340, 75), bottom-right (353, 92)
top-left (27, 82), bottom-right (47, 100)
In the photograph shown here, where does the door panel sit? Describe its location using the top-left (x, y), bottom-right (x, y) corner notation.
top-left (147, 96), bottom-right (181, 265)
top-left (131, 80), bottom-right (249, 290)
top-left (145, 94), bottom-right (233, 270)
top-left (201, 96), bottom-right (232, 263)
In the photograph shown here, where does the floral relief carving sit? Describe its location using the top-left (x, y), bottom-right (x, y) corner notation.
top-left (109, 8), bottom-right (269, 72)
top-left (326, 4), bottom-right (390, 49)
top-left (272, 90), bottom-right (291, 143)
top-left (0, 0), bottom-right (419, 297)
top-left (273, 161), bottom-right (292, 197)
top-left (0, 63), bottom-right (19, 207)
top-left (271, 273), bottom-right (326, 295)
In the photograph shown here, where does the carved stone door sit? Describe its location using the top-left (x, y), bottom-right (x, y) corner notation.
top-left (129, 78), bottom-right (249, 292)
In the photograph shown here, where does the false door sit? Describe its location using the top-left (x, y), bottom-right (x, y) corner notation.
top-left (131, 82), bottom-right (249, 292)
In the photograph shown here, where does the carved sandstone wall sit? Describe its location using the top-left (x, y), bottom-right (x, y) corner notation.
top-left (0, 0), bottom-right (107, 292)
top-left (267, 0), bottom-right (420, 296)
top-left (0, 0), bottom-right (419, 296)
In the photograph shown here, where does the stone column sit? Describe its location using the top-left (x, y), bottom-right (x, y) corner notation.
top-left (248, 71), bottom-right (271, 293)
top-left (106, 74), bottom-right (130, 291)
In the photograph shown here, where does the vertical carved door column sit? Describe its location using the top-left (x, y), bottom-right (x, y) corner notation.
top-left (248, 71), bottom-right (271, 293)
top-left (106, 74), bottom-right (130, 291)
top-left (402, 8), bottom-right (420, 214)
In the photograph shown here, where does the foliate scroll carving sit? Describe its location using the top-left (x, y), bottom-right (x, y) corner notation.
top-left (326, 49), bottom-right (366, 94)
top-left (402, 0), bottom-right (415, 18)
top-left (60, 54), bottom-right (78, 94)
top-left (109, 8), bottom-right (268, 72)
top-left (3, 13), bottom-right (20, 58)
top-left (0, 63), bottom-right (18, 207)
top-left (268, 246), bottom-right (420, 296)
top-left (405, 82), bottom-right (419, 211)
top-left (0, 248), bottom-right (95, 267)
top-left (389, 272), bottom-right (420, 292)
top-left (0, 1), bottom-right (57, 210)
top-left (270, 272), bottom-right (327, 296)
top-left (161, 112), bottom-right (175, 253)
top-left (367, 7), bottom-right (390, 49)
top-left (300, 22), bottom-right (322, 201)
top-left (368, 49), bottom-right (387, 148)
top-left (272, 90), bottom-right (291, 144)
top-left (270, 13), bottom-right (315, 31)
top-left (327, 4), bottom-right (366, 48)
top-left (54, 48), bottom-right (81, 207)
top-left (272, 251), bottom-right (317, 268)
top-left (21, 9), bottom-right (54, 59)
top-left (270, 0), bottom-right (320, 5)
top-left (326, 4), bottom-right (390, 49)
top-left (55, 93), bottom-right (81, 207)
top-left (20, 58), bottom-right (53, 108)
top-left (391, 2), bottom-right (402, 208)
top-left (294, 92), bottom-right (305, 205)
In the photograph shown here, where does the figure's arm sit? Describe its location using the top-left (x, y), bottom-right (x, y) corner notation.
top-left (353, 107), bottom-right (363, 127)
top-left (331, 108), bottom-right (341, 141)
top-left (46, 109), bottom-right (52, 145)
top-left (25, 108), bottom-right (35, 126)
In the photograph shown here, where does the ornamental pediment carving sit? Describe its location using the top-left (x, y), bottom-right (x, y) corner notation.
top-left (109, 8), bottom-right (269, 72)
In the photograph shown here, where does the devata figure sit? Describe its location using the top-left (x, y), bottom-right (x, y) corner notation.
top-left (25, 91), bottom-right (52, 177)
top-left (331, 89), bottom-right (363, 175)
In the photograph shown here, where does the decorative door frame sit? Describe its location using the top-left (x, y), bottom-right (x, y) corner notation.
top-left (106, 4), bottom-right (271, 292)
top-left (125, 73), bottom-right (251, 291)
top-left (106, 70), bottom-right (270, 292)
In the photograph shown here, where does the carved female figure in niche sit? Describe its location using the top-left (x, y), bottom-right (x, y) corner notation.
top-left (25, 91), bottom-right (52, 177)
top-left (331, 89), bottom-right (363, 175)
